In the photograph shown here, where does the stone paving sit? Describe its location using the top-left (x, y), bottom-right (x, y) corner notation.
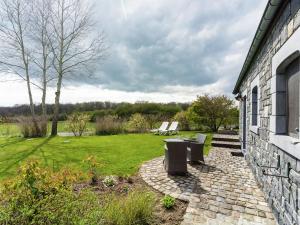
top-left (140, 147), bottom-right (277, 225)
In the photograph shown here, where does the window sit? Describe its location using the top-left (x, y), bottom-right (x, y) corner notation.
top-left (251, 86), bottom-right (258, 126)
top-left (249, 76), bottom-right (259, 134)
top-left (270, 28), bottom-right (300, 159)
top-left (286, 57), bottom-right (300, 138)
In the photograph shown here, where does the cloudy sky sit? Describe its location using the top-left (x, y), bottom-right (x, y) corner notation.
top-left (0, 0), bottom-right (267, 106)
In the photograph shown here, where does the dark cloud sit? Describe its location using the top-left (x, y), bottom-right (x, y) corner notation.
top-left (76, 0), bottom-right (268, 95)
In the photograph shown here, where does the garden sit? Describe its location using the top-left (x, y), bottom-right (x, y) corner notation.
top-left (0, 126), bottom-right (211, 224)
top-left (0, 96), bottom-right (236, 224)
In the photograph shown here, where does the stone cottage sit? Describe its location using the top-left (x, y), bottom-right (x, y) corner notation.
top-left (233, 0), bottom-right (300, 224)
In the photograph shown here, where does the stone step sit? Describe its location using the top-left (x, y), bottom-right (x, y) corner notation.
top-left (212, 134), bottom-right (240, 143)
top-left (213, 137), bottom-right (240, 142)
top-left (231, 151), bottom-right (244, 157)
top-left (211, 140), bottom-right (241, 149)
top-left (217, 130), bottom-right (238, 135)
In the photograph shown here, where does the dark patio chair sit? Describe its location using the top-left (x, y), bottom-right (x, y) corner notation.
top-left (164, 139), bottom-right (188, 176)
top-left (187, 133), bottom-right (207, 163)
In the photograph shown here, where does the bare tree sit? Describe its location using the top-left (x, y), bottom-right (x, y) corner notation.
top-left (29, 0), bottom-right (55, 117)
top-left (0, 0), bottom-right (36, 117)
top-left (48, 0), bottom-right (106, 136)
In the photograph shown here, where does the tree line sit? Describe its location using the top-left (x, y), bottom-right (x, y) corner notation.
top-left (0, 95), bottom-right (239, 133)
top-left (0, 101), bottom-right (190, 121)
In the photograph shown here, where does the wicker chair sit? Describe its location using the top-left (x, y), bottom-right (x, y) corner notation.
top-left (187, 133), bottom-right (207, 163)
top-left (164, 139), bottom-right (188, 176)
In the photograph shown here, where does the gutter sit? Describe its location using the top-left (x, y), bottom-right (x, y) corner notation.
top-left (232, 0), bottom-right (283, 94)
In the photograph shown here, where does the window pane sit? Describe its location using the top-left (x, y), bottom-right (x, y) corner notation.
top-left (286, 58), bottom-right (300, 138)
top-left (252, 86), bottom-right (258, 126)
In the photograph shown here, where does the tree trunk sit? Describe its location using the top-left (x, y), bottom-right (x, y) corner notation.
top-left (51, 1), bottom-right (64, 136)
top-left (25, 63), bottom-right (40, 135)
top-left (41, 87), bottom-right (47, 117)
top-left (26, 70), bottom-right (35, 117)
top-left (41, 60), bottom-right (47, 117)
top-left (41, 27), bottom-right (48, 118)
top-left (51, 76), bottom-right (62, 136)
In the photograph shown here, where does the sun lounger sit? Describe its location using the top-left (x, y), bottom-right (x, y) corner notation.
top-left (160, 121), bottom-right (178, 135)
top-left (150, 121), bottom-right (169, 134)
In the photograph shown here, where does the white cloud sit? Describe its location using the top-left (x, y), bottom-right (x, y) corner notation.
top-left (0, 0), bottom-right (268, 106)
top-left (0, 75), bottom-right (231, 106)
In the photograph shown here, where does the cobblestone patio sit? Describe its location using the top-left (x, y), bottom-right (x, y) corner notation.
top-left (140, 147), bottom-right (277, 225)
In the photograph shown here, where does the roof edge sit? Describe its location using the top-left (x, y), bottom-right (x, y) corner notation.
top-left (232, 0), bottom-right (283, 94)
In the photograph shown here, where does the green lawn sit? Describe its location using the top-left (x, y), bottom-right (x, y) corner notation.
top-left (0, 122), bottom-right (96, 136)
top-left (0, 123), bottom-right (20, 136)
top-left (0, 132), bottom-right (212, 180)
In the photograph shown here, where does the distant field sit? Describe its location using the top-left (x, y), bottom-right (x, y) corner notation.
top-left (0, 122), bottom-right (96, 136)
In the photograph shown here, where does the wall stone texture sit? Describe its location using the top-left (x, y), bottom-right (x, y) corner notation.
top-left (238, 1), bottom-right (300, 225)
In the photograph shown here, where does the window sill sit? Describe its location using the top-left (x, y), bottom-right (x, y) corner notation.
top-left (270, 133), bottom-right (300, 160)
top-left (250, 126), bottom-right (259, 134)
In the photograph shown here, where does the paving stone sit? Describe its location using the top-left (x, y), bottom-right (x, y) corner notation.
top-left (139, 146), bottom-right (277, 225)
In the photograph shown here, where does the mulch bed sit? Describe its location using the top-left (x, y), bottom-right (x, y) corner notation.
top-left (74, 175), bottom-right (188, 225)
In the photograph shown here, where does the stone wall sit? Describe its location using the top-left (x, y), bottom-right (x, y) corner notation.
top-left (238, 1), bottom-right (300, 225)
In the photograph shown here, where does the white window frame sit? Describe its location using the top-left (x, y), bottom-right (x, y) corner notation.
top-left (270, 27), bottom-right (300, 159)
top-left (250, 75), bottom-right (260, 134)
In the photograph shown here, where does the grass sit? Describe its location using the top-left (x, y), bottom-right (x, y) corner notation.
top-left (0, 123), bottom-right (20, 136)
top-left (0, 122), bottom-right (96, 136)
top-left (0, 131), bottom-right (212, 180)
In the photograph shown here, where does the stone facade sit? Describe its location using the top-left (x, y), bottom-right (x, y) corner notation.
top-left (237, 1), bottom-right (300, 225)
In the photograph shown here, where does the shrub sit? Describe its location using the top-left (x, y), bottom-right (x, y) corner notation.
top-left (187, 94), bottom-right (235, 132)
top-left (126, 113), bottom-right (149, 133)
top-left (103, 176), bottom-right (117, 187)
top-left (0, 161), bottom-right (102, 225)
top-left (17, 116), bottom-right (47, 138)
top-left (84, 155), bottom-right (101, 185)
top-left (95, 115), bottom-right (124, 135)
top-left (161, 195), bottom-right (176, 209)
top-left (66, 113), bottom-right (90, 136)
top-left (90, 109), bottom-right (114, 122)
top-left (0, 161), bottom-right (156, 225)
top-left (103, 190), bottom-right (155, 225)
top-left (31, 189), bottom-right (103, 225)
top-left (49, 113), bottom-right (68, 121)
top-left (173, 111), bottom-right (190, 131)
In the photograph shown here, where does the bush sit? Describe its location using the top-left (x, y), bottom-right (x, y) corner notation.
top-left (144, 114), bottom-right (165, 129)
top-left (161, 195), bottom-right (176, 209)
top-left (90, 109), bottom-right (114, 122)
top-left (103, 190), bottom-right (155, 225)
top-left (0, 161), bottom-right (102, 225)
top-left (31, 189), bottom-right (103, 225)
top-left (49, 113), bottom-right (68, 121)
top-left (126, 113), bottom-right (149, 133)
top-left (95, 115), bottom-right (124, 135)
top-left (0, 161), bottom-right (156, 225)
top-left (17, 116), bottom-right (47, 138)
top-left (84, 155), bottom-right (101, 185)
top-left (66, 113), bottom-right (90, 136)
top-left (187, 95), bottom-right (235, 132)
top-left (173, 111), bottom-right (190, 131)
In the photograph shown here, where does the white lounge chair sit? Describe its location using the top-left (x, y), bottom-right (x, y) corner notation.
top-left (150, 121), bottom-right (169, 134)
top-left (161, 121), bottom-right (179, 135)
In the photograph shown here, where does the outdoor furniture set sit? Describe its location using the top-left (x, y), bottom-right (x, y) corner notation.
top-left (163, 133), bottom-right (207, 176)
